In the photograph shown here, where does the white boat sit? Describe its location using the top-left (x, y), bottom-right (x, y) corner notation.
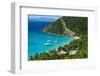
top-left (44, 43), bottom-right (52, 46)
top-left (46, 40), bottom-right (52, 42)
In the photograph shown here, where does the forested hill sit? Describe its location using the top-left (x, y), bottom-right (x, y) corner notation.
top-left (62, 17), bottom-right (88, 36)
top-left (43, 16), bottom-right (88, 37)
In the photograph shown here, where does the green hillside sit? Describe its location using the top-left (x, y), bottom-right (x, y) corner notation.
top-left (43, 16), bottom-right (88, 37)
top-left (63, 16), bottom-right (88, 36)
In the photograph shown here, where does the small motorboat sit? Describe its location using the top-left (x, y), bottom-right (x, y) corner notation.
top-left (44, 42), bottom-right (52, 46)
top-left (46, 40), bottom-right (52, 43)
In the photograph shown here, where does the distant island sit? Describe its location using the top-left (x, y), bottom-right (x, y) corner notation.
top-left (29, 16), bottom-right (88, 60)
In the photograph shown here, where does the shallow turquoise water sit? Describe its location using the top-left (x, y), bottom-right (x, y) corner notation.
top-left (28, 31), bottom-right (74, 58)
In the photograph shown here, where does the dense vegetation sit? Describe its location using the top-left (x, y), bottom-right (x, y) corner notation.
top-left (63, 17), bottom-right (88, 36)
top-left (29, 16), bottom-right (88, 60)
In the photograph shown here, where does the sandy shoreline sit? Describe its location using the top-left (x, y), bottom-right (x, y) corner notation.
top-left (43, 31), bottom-right (79, 39)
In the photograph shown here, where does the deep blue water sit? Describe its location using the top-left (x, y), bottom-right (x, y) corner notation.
top-left (28, 16), bottom-right (74, 59)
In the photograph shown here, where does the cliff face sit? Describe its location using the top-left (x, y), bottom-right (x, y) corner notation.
top-left (43, 17), bottom-right (75, 37)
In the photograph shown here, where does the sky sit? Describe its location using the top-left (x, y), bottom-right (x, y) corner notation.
top-left (28, 15), bottom-right (61, 22)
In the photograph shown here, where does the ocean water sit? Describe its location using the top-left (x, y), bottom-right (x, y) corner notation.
top-left (28, 15), bottom-right (74, 59)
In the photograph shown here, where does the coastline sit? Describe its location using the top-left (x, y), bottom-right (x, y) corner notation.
top-left (43, 31), bottom-right (79, 39)
top-left (43, 31), bottom-right (68, 37)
